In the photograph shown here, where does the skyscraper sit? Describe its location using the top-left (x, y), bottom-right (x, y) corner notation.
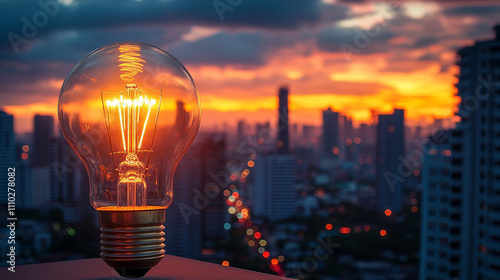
top-left (322, 108), bottom-right (339, 158)
top-left (200, 133), bottom-right (226, 251)
top-left (256, 122), bottom-right (270, 138)
top-left (253, 154), bottom-right (295, 221)
top-left (0, 111), bottom-right (15, 203)
top-left (344, 116), bottom-right (353, 161)
top-left (277, 86), bottom-right (289, 153)
top-left (420, 25), bottom-right (500, 280)
top-left (33, 115), bottom-right (54, 166)
top-left (166, 140), bottom-right (202, 259)
top-left (376, 109), bottom-right (405, 212)
top-left (165, 133), bottom-right (226, 259)
top-left (237, 119), bottom-right (245, 143)
top-left (419, 131), bottom-right (454, 279)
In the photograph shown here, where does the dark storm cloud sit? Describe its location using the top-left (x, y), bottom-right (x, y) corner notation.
top-left (0, 0), bottom-right (348, 53)
top-left (169, 29), bottom-right (316, 67)
top-left (417, 53), bottom-right (439, 61)
top-left (169, 32), bottom-right (265, 66)
top-left (0, 27), bottom-right (189, 63)
top-left (413, 37), bottom-right (439, 48)
top-left (316, 24), bottom-right (396, 54)
top-left (442, 4), bottom-right (500, 16)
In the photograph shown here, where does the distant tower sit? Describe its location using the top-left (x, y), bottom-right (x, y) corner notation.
top-left (237, 120), bottom-right (245, 142)
top-left (344, 116), bottom-right (353, 161)
top-left (0, 111), bottom-right (15, 203)
top-left (33, 115), bottom-right (54, 166)
top-left (376, 109), bottom-right (405, 212)
top-left (322, 108), bottom-right (339, 158)
top-left (277, 86), bottom-right (289, 153)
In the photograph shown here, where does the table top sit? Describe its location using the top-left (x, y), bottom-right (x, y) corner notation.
top-left (0, 255), bottom-right (290, 280)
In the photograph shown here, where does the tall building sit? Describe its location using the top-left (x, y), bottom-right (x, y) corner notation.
top-left (420, 25), bottom-right (500, 280)
top-left (237, 120), bottom-right (245, 143)
top-left (17, 162), bottom-right (51, 208)
top-left (376, 109), bottom-right (405, 212)
top-left (322, 108), bottom-right (339, 158)
top-left (344, 116), bottom-right (354, 161)
top-left (166, 140), bottom-right (202, 259)
top-left (0, 111), bottom-right (15, 203)
top-left (253, 154), bottom-right (295, 221)
top-left (256, 122), bottom-right (270, 138)
top-left (419, 132), bottom-right (453, 279)
top-left (165, 133), bottom-right (226, 259)
top-left (32, 115), bottom-right (54, 166)
top-left (277, 86), bottom-right (289, 153)
top-left (199, 133), bottom-right (226, 251)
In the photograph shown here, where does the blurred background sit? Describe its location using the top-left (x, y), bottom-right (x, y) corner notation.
top-left (0, 0), bottom-right (499, 279)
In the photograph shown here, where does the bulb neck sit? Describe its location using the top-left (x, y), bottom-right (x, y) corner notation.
top-left (98, 208), bottom-right (166, 278)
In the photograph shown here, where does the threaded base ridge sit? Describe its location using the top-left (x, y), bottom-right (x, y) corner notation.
top-left (98, 209), bottom-right (166, 278)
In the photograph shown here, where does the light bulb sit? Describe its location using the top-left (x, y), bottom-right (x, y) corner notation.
top-left (58, 42), bottom-right (200, 278)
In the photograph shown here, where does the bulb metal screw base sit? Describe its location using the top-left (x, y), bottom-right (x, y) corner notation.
top-left (98, 209), bottom-right (166, 278)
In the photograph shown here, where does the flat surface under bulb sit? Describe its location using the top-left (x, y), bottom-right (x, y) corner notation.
top-left (1, 255), bottom-right (291, 280)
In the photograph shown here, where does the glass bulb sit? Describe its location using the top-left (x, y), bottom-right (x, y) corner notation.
top-left (58, 42), bottom-right (200, 278)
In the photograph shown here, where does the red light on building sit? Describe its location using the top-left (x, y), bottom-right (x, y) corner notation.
top-left (340, 227), bottom-right (351, 234)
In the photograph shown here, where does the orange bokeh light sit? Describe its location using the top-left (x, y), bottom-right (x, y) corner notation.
top-left (384, 209), bottom-right (392, 216)
top-left (325, 223), bottom-right (333, 231)
top-left (380, 230), bottom-right (387, 236)
top-left (271, 258), bottom-right (278, 265)
top-left (222, 261), bottom-right (229, 266)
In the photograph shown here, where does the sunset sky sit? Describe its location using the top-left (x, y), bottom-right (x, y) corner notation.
top-left (1, 0), bottom-right (499, 134)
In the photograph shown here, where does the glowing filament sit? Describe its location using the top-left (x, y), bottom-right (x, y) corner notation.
top-left (118, 45), bottom-right (145, 82)
top-left (105, 91), bottom-right (159, 154)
